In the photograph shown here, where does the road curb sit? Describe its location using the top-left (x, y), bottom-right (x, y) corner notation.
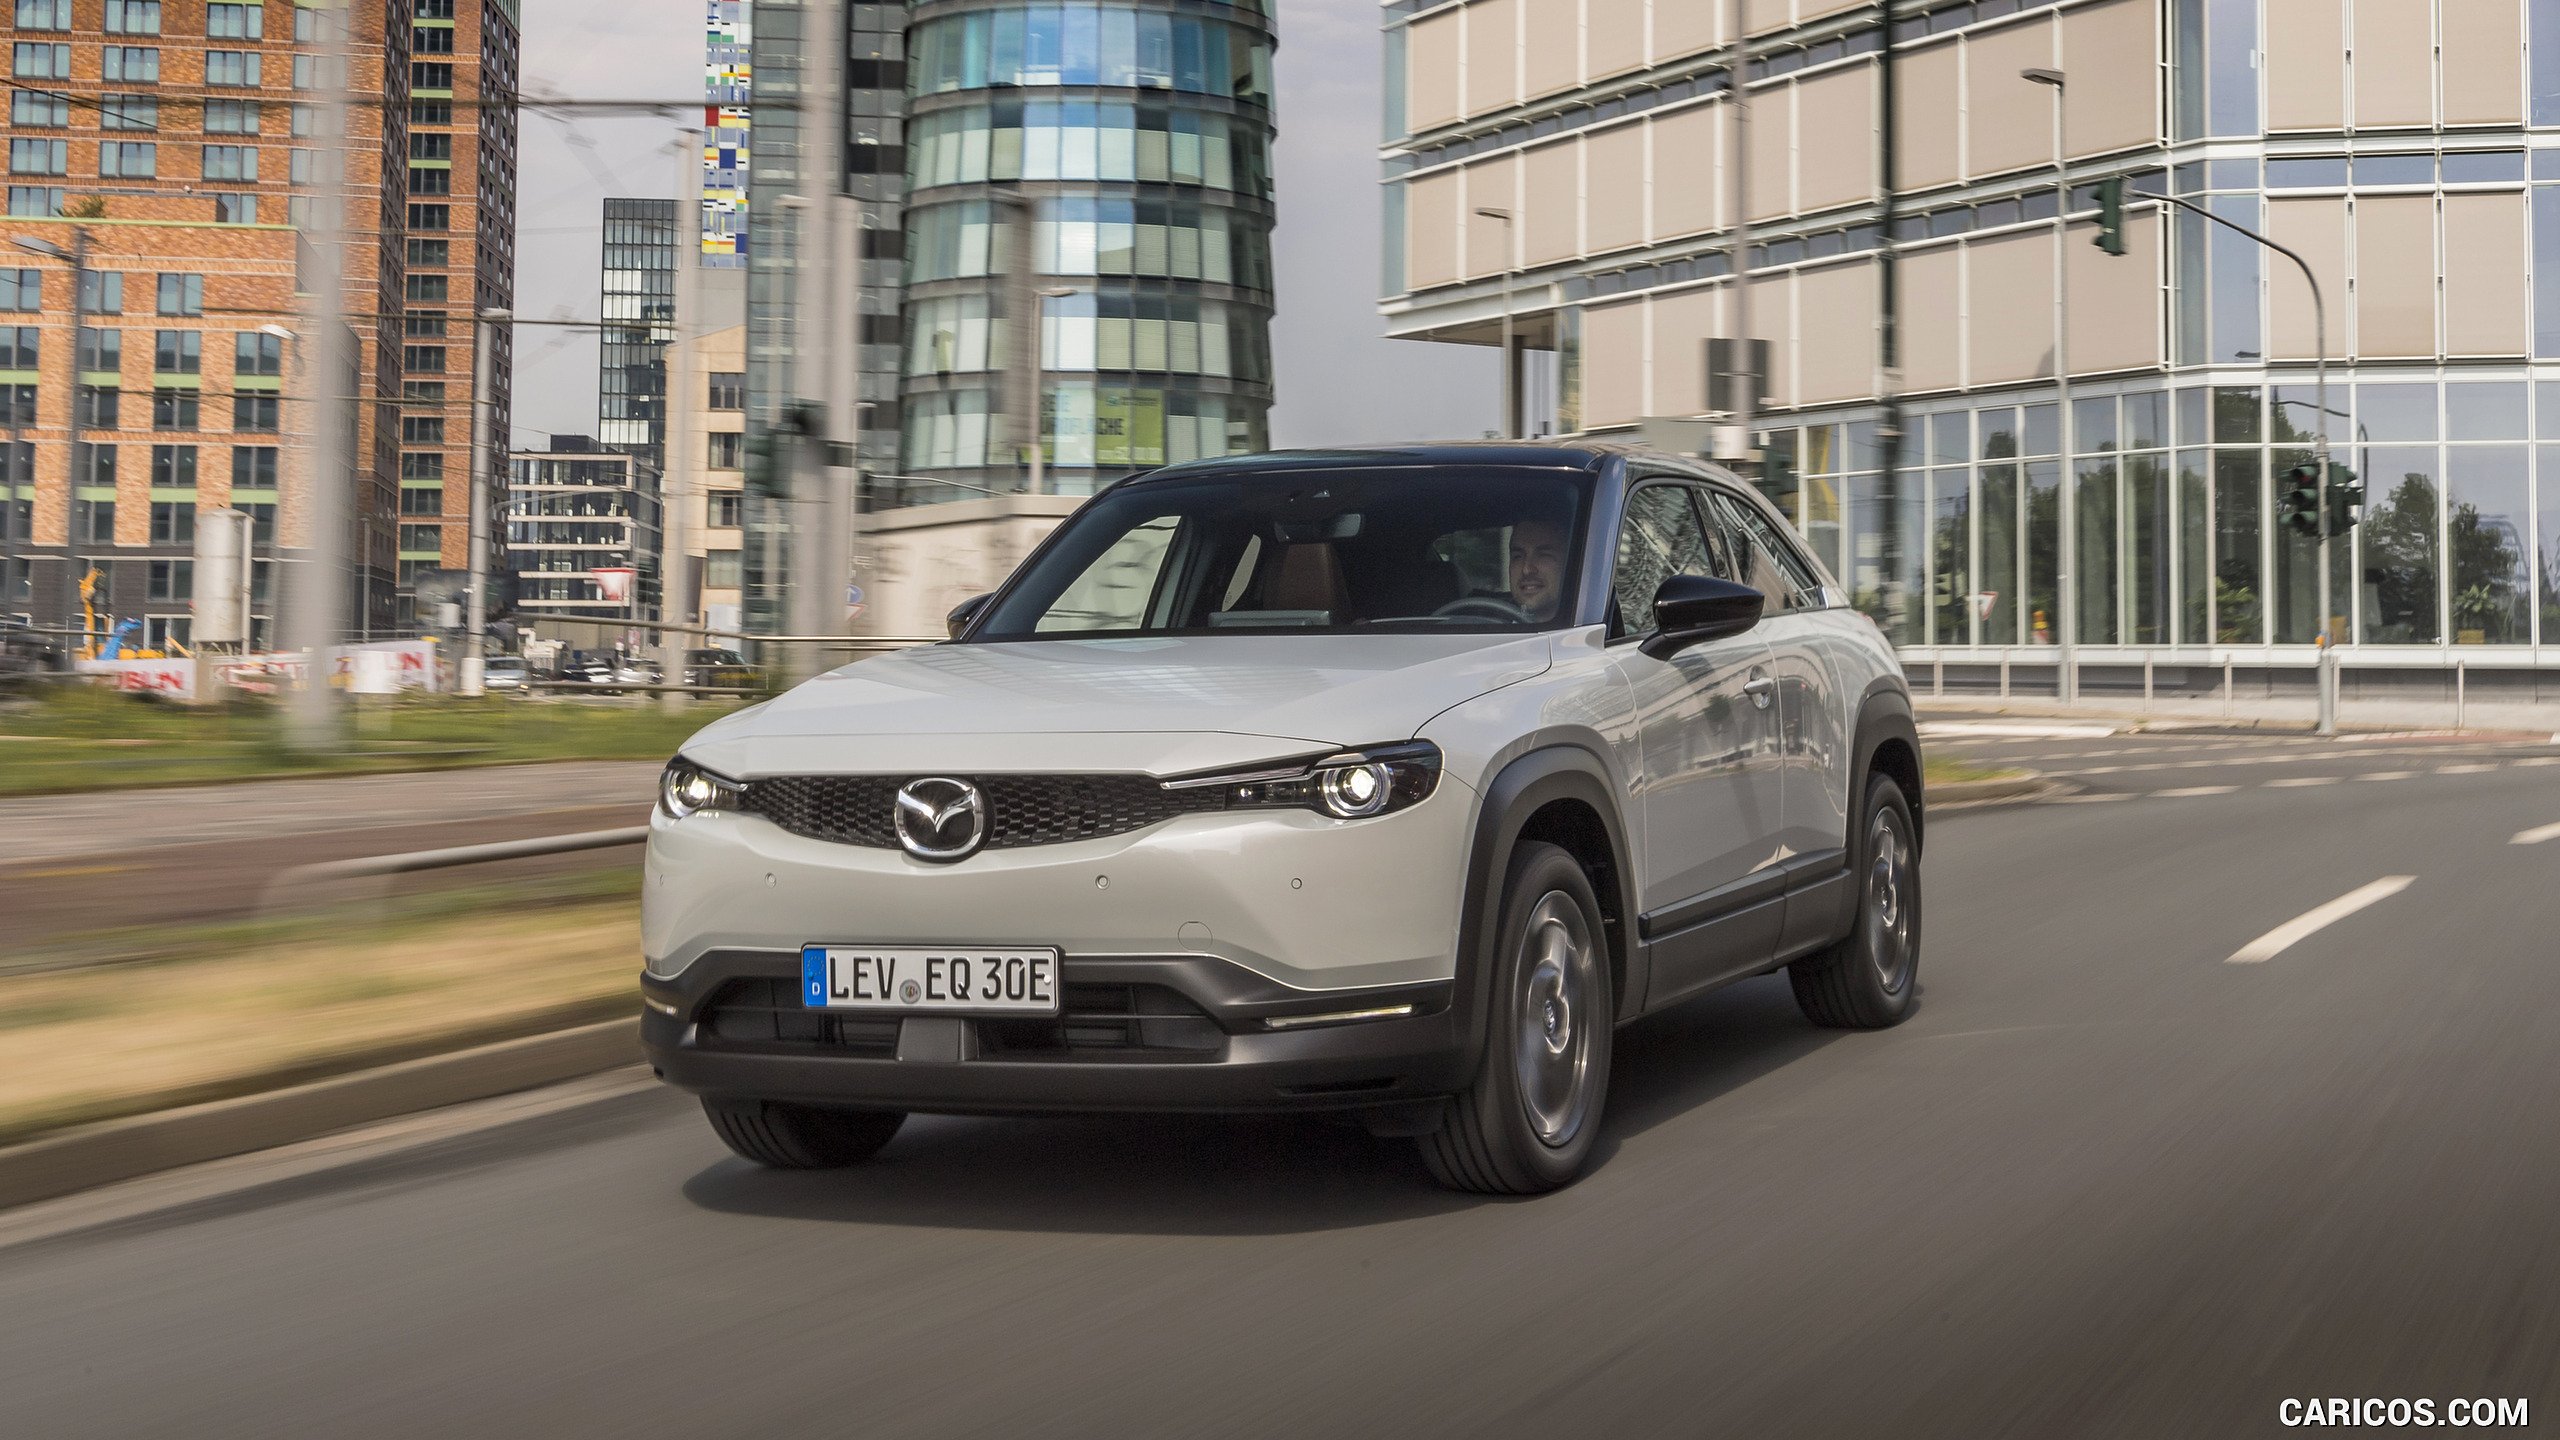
top-left (0, 1018), bottom-right (640, 1213)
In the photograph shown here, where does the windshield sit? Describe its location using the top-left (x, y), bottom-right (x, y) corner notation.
top-left (975, 467), bottom-right (1592, 639)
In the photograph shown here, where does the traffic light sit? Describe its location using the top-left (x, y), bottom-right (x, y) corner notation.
top-left (2277, 462), bottom-right (2323, 539)
top-left (2322, 462), bottom-right (2363, 534)
top-left (2092, 176), bottom-right (2128, 257)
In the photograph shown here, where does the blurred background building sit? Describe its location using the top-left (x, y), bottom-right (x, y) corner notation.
top-left (505, 435), bottom-right (659, 635)
top-left (1382, 0), bottom-right (2560, 704)
top-left (0, 0), bottom-right (519, 648)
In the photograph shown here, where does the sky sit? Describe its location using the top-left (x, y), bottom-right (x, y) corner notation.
top-left (512, 0), bottom-right (1498, 453)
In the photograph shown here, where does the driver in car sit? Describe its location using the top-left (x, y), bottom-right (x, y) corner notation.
top-left (1508, 517), bottom-right (1570, 624)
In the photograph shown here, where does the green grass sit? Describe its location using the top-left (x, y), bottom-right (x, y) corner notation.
top-left (1924, 752), bottom-right (2029, 787)
top-left (0, 686), bottom-right (753, 796)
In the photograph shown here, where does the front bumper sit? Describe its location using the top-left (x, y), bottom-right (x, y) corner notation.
top-left (641, 949), bottom-right (1470, 1115)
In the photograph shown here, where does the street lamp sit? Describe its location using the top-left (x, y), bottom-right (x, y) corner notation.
top-left (1474, 207), bottom-right (1516, 439)
top-left (1029, 285), bottom-right (1085, 496)
top-left (2022, 67), bottom-right (2076, 704)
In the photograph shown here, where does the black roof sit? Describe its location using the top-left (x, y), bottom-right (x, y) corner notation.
top-left (1133, 439), bottom-right (1722, 484)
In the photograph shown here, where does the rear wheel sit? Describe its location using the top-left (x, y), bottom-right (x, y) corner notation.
top-left (703, 1099), bottom-right (906, 1169)
top-left (1789, 773), bottom-right (1921, 1030)
top-left (1419, 841), bottom-right (1614, 1194)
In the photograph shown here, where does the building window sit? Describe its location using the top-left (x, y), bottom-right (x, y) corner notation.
top-left (707, 431), bottom-right (744, 469)
top-left (405, 274), bottom-right (449, 303)
top-left (80, 272), bottom-right (124, 313)
top-left (412, 25), bottom-right (454, 55)
top-left (11, 44), bottom-right (71, 80)
top-left (75, 498), bottom-right (115, 544)
top-left (0, 383), bottom-right (29, 424)
top-left (0, 325), bottom-right (35, 367)
top-left (201, 146), bottom-right (257, 182)
top-left (410, 133), bottom-right (452, 162)
top-left (156, 275), bottom-right (202, 316)
top-left (410, 167), bottom-right (451, 196)
top-left (99, 94), bottom-right (158, 130)
top-left (9, 139), bottom-right (66, 176)
top-left (149, 444), bottom-right (197, 485)
top-left (73, 441), bottom-right (114, 486)
top-left (6, 187), bottom-right (63, 217)
top-left (151, 391), bottom-right (199, 431)
top-left (101, 0), bottom-right (157, 33)
top-left (406, 239), bottom-right (451, 267)
top-left (233, 394), bottom-right (278, 432)
top-left (149, 500), bottom-right (193, 545)
top-left (235, 330), bottom-right (282, 376)
top-left (399, 523), bottom-right (442, 555)
top-left (705, 550), bottom-right (743, 588)
top-left (412, 61), bottom-right (454, 90)
top-left (98, 142), bottom-right (157, 178)
top-left (205, 3), bottom-right (260, 39)
top-left (707, 373), bottom-right (745, 410)
top-left (400, 487), bottom-right (444, 515)
top-left (153, 329), bottom-right (201, 373)
top-left (100, 48), bottom-right (158, 84)
top-left (411, 100), bottom-right (453, 125)
top-left (0, 268), bottom-right (34, 310)
top-left (409, 203), bottom-right (450, 231)
top-left (403, 313), bottom-right (447, 337)
top-left (290, 104), bottom-right (319, 137)
top-left (400, 416), bottom-right (445, 445)
top-left (709, 492), bottom-right (744, 528)
top-left (403, 380), bottom-right (445, 404)
top-left (79, 326), bottom-right (122, 371)
top-left (399, 452), bottom-right (444, 481)
top-left (417, 0), bottom-right (454, 16)
top-left (75, 385), bottom-right (118, 428)
top-left (403, 346), bottom-right (447, 373)
top-left (10, 92), bottom-right (67, 127)
top-left (230, 445), bottom-right (277, 489)
top-left (147, 560), bottom-right (192, 602)
top-left (203, 99), bottom-right (259, 134)
top-left (203, 51), bottom-right (260, 88)
top-left (14, 0), bottom-right (71, 29)
top-left (213, 194), bottom-right (256, 225)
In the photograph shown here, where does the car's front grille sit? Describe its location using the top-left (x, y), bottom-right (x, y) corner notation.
top-left (740, 774), bottom-right (1227, 850)
top-left (688, 978), bottom-right (1224, 1060)
top-left (696, 977), bottom-right (901, 1056)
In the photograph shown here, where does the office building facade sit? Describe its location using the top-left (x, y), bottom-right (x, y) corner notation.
top-left (1383, 0), bottom-right (2560, 700)
top-left (598, 195), bottom-right (675, 474)
top-left (506, 437), bottom-right (660, 622)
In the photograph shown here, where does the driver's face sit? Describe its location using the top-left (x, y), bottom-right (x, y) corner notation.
top-left (1509, 520), bottom-right (1569, 623)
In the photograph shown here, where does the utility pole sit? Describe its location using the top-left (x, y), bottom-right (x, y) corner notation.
top-left (287, 0), bottom-right (355, 748)
top-left (1028, 285), bottom-right (1084, 493)
top-left (1475, 207), bottom-right (1516, 437)
top-left (1722, 0), bottom-right (1756, 475)
top-left (2023, 67), bottom-right (2074, 703)
top-left (658, 133), bottom-right (704, 708)
top-left (461, 306), bottom-right (506, 697)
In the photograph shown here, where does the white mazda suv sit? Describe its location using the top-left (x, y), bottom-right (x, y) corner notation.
top-left (641, 443), bottom-right (1924, 1193)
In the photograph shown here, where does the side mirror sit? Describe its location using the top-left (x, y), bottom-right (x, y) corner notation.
top-left (1638, 575), bottom-right (1764, 660)
top-left (945, 592), bottom-right (994, 640)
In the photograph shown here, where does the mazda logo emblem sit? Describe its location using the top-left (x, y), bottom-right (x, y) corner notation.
top-left (894, 777), bottom-right (986, 862)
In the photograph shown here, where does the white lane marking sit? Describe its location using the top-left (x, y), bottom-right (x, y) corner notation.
top-left (1918, 722), bottom-right (2122, 738)
top-left (2437, 763), bottom-right (2499, 774)
top-left (2512, 821), bottom-right (2560, 845)
top-left (2265, 776), bottom-right (2343, 787)
top-left (2154, 786), bottom-right (2240, 797)
top-left (2226, 877), bottom-right (2418, 965)
top-left (2517, 757), bottom-right (2560, 767)
top-left (2050, 792), bottom-right (2130, 803)
top-left (2355, 771), bottom-right (2417, 782)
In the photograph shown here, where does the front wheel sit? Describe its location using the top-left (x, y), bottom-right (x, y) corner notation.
top-left (1418, 841), bottom-right (1614, 1194)
top-left (1789, 773), bottom-right (1922, 1030)
top-left (703, 1099), bottom-right (906, 1169)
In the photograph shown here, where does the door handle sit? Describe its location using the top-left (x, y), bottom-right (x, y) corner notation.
top-left (1743, 675), bottom-right (1775, 709)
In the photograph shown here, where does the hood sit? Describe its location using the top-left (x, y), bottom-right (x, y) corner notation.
top-left (684, 632), bottom-right (1554, 778)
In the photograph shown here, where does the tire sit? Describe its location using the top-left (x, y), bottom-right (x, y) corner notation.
top-left (1419, 841), bottom-right (1615, 1195)
top-left (703, 1099), bottom-right (906, 1169)
top-left (1789, 772), bottom-right (1922, 1030)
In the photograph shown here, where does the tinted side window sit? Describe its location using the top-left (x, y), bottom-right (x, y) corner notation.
top-left (1611, 483), bottom-right (1736, 638)
top-left (1708, 490), bottom-right (1823, 612)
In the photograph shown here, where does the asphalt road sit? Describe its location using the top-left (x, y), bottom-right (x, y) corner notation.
top-left (4, 734), bottom-right (2557, 1437)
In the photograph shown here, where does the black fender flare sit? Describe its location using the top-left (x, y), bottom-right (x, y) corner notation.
top-left (1848, 678), bottom-right (1923, 854)
top-left (1449, 745), bottom-right (1644, 1082)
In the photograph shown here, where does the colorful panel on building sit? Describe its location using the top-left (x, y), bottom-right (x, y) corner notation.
top-left (703, 0), bottom-right (750, 268)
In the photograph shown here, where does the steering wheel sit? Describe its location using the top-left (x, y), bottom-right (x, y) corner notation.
top-left (1433, 595), bottom-right (1532, 622)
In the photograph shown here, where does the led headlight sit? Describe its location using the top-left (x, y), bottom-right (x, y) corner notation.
top-left (659, 757), bottom-right (744, 819)
top-left (1164, 741), bottom-right (1440, 820)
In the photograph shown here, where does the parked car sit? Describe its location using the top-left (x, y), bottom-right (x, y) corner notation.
top-left (681, 648), bottom-right (761, 689)
top-left (480, 655), bottom-right (529, 692)
top-left (641, 443), bottom-right (1924, 1194)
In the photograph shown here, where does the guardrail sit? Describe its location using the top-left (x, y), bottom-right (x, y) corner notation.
top-left (277, 826), bottom-right (652, 883)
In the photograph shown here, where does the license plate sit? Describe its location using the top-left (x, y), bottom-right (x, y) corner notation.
top-left (801, 946), bottom-right (1061, 1015)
